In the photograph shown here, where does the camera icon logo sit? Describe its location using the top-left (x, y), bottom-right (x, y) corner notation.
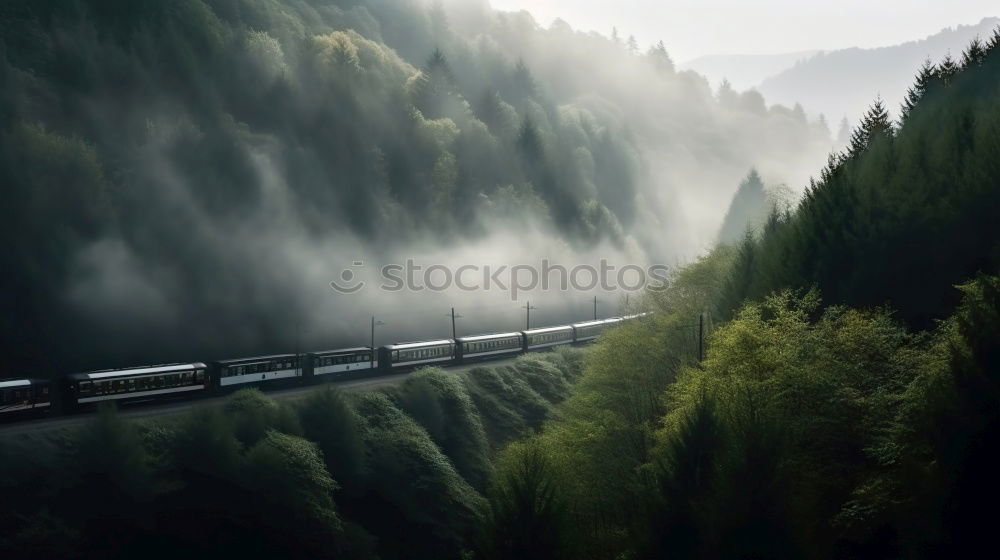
top-left (330, 261), bottom-right (366, 294)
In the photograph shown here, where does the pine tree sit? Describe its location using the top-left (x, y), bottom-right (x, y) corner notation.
top-left (987, 25), bottom-right (1000, 52)
top-left (411, 47), bottom-right (459, 119)
top-left (836, 117), bottom-right (851, 147)
top-left (718, 169), bottom-right (769, 245)
top-left (848, 96), bottom-right (892, 156)
top-left (937, 52), bottom-right (959, 84)
top-left (647, 40), bottom-right (675, 75)
top-left (626, 35), bottom-right (639, 55)
top-left (899, 58), bottom-right (936, 124)
top-left (611, 27), bottom-right (620, 45)
top-left (961, 37), bottom-right (987, 68)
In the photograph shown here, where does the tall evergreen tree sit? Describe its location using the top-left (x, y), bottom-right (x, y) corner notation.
top-left (848, 96), bottom-right (892, 156)
top-left (961, 37), bottom-right (987, 68)
top-left (836, 117), bottom-right (852, 147)
top-left (718, 169), bottom-right (769, 245)
top-left (647, 40), bottom-right (675, 75)
top-left (937, 52), bottom-right (959, 83)
top-left (987, 25), bottom-right (1000, 52)
top-left (626, 35), bottom-right (639, 55)
top-left (411, 47), bottom-right (462, 120)
top-left (899, 58), bottom-right (936, 123)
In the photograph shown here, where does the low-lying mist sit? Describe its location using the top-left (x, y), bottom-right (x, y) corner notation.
top-left (1, 0), bottom-right (834, 376)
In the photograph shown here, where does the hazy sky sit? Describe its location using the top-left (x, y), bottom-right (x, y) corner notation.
top-left (488, 0), bottom-right (999, 62)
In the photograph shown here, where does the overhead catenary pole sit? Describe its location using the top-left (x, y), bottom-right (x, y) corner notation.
top-left (522, 301), bottom-right (537, 330)
top-left (593, 295), bottom-right (598, 321)
top-left (370, 316), bottom-right (385, 369)
top-left (448, 307), bottom-right (463, 339)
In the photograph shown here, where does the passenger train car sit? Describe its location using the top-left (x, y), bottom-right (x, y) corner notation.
top-left (456, 332), bottom-right (524, 363)
top-left (0, 378), bottom-right (51, 414)
top-left (1, 313), bottom-right (649, 419)
top-left (212, 354), bottom-right (302, 388)
top-left (307, 347), bottom-right (375, 378)
top-left (64, 363), bottom-right (209, 409)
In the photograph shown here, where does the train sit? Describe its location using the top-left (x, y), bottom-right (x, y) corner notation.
top-left (0, 314), bottom-right (647, 419)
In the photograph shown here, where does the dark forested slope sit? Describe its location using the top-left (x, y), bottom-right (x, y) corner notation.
top-left (721, 29), bottom-right (1000, 328)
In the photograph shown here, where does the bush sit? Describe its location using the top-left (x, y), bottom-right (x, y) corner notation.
top-left (224, 388), bottom-right (300, 445)
top-left (394, 368), bottom-right (492, 490)
top-left (297, 388), bottom-right (368, 493)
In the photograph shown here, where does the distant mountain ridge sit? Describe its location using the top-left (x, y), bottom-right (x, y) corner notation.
top-left (759, 17), bottom-right (1000, 125)
top-left (679, 50), bottom-right (819, 91)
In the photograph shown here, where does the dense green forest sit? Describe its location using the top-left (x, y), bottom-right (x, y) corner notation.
top-left (0, 0), bottom-right (832, 376)
top-left (0, 350), bottom-right (584, 559)
top-left (472, 30), bottom-right (1000, 558)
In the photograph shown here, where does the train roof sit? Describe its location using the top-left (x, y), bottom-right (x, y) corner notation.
top-left (524, 325), bottom-right (574, 334)
top-left (456, 332), bottom-right (523, 342)
top-left (382, 339), bottom-right (455, 350)
top-left (70, 362), bottom-right (208, 381)
top-left (0, 379), bottom-right (31, 389)
top-left (214, 353), bottom-right (299, 365)
top-left (308, 347), bottom-right (371, 356)
top-left (572, 320), bottom-right (610, 328)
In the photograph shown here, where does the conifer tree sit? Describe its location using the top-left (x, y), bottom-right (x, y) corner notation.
top-left (987, 25), bottom-right (1000, 52)
top-left (411, 47), bottom-right (460, 119)
top-left (848, 96), bottom-right (892, 156)
top-left (647, 40), bottom-right (675, 74)
top-left (961, 36), bottom-right (987, 68)
top-left (937, 52), bottom-right (959, 83)
top-left (836, 117), bottom-right (851, 147)
top-left (718, 169), bottom-right (769, 245)
top-left (626, 35), bottom-right (639, 55)
top-left (899, 58), bottom-right (936, 123)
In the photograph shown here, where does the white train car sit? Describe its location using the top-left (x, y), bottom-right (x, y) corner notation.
top-left (66, 363), bottom-right (208, 406)
top-left (456, 332), bottom-right (524, 363)
top-left (0, 378), bottom-right (51, 415)
top-left (523, 325), bottom-right (575, 350)
top-left (308, 347), bottom-right (374, 378)
top-left (379, 339), bottom-right (455, 370)
top-left (213, 354), bottom-right (301, 388)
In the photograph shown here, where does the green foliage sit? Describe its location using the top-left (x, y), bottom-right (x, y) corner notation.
top-left (243, 430), bottom-right (341, 528)
top-left (721, 37), bottom-right (1000, 329)
top-left (478, 440), bottom-right (572, 560)
top-left (72, 404), bottom-right (156, 502)
top-left (353, 391), bottom-right (487, 558)
top-left (297, 387), bottom-right (368, 492)
top-left (171, 405), bottom-right (243, 479)
top-left (224, 388), bottom-right (300, 445)
top-left (394, 368), bottom-right (492, 490)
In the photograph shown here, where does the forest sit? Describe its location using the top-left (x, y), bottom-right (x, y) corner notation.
top-left (0, 0), bottom-right (832, 376)
top-left (3, 1), bottom-right (1000, 559)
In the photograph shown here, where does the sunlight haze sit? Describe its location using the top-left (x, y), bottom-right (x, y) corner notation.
top-left (489, 0), bottom-right (1000, 61)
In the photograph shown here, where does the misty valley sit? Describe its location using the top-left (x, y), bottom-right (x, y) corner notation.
top-left (2, 1), bottom-right (1000, 559)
